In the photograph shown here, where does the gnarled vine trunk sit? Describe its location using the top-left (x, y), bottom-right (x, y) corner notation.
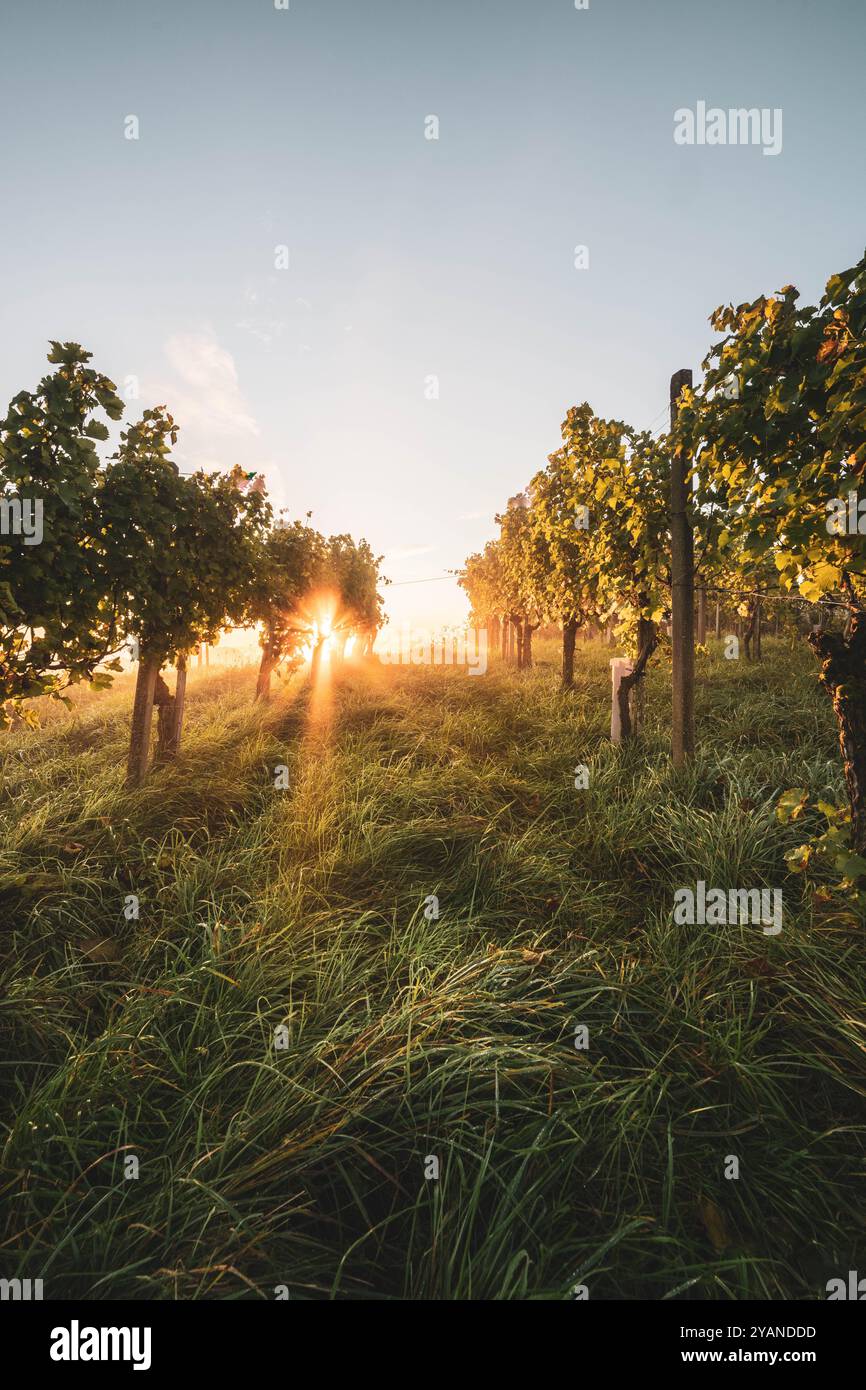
top-left (155, 657), bottom-right (187, 762)
top-left (256, 639), bottom-right (277, 701)
top-left (310, 637), bottom-right (326, 683)
top-left (508, 614), bottom-right (523, 667)
top-left (744, 594), bottom-right (762, 662)
top-left (617, 616), bottom-right (658, 741)
top-left (126, 651), bottom-right (160, 787)
top-left (521, 619), bottom-right (538, 669)
top-left (808, 610), bottom-right (866, 853)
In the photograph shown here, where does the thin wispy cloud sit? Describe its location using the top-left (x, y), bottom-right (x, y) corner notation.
top-left (383, 545), bottom-right (436, 563)
top-left (237, 284), bottom-right (287, 345)
top-left (236, 317), bottom-right (286, 346)
top-left (161, 331), bottom-right (260, 439)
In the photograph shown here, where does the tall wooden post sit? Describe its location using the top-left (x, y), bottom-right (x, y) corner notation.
top-left (562, 618), bottom-right (577, 689)
top-left (670, 368), bottom-right (695, 765)
top-left (697, 585), bottom-right (707, 645)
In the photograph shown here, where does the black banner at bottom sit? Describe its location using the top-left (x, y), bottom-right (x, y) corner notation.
top-left (3, 1297), bottom-right (860, 1376)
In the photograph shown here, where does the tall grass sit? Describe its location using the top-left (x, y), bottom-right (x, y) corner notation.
top-left (0, 640), bottom-right (863, 1299)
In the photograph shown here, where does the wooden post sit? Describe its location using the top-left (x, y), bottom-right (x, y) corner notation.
top-left (126, 653), bottom-right (160, 786)
top-left (562, 617), bottom-right (578, 689)
top-left (697, 585), bottom-right (707, 645)
top-left (670, 368), bottom-right (695, 765)
top-left (714, 599), bottom-right (721, 639)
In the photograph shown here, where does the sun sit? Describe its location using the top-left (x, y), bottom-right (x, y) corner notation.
top-left (294, 591), bottom-right (363, 668)
top-left (299, 596), bottom-right (338, 663)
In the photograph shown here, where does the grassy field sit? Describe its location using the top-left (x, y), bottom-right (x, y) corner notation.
top-left (1, 638), bottom-right (864, 1300)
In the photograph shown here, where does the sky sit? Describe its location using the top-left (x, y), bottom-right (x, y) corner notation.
top-left (2, 0), bottom-right (865, 629)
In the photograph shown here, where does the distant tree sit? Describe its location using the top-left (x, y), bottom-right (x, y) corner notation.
top-left (321, 534), bottom-right (384, 663)
top-left (527, 448), bottom-right (599, 688)
top-left (252, 519), bottom-right (327, 700)
top-left (98, 408), bottom-right (271, 782)
top-left (459, 540), bottom-right (508, 654)
top-left (555, 404), bottom-right (669, 734)
top-left (496, 496), bottom-right (541, 668)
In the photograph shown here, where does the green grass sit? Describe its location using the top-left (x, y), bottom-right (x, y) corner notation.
top-left (0, 638), bottom-right (864, 1300)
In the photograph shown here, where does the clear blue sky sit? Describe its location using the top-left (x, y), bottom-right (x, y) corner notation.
top-left (2, 0), bottom-right (864, 626)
